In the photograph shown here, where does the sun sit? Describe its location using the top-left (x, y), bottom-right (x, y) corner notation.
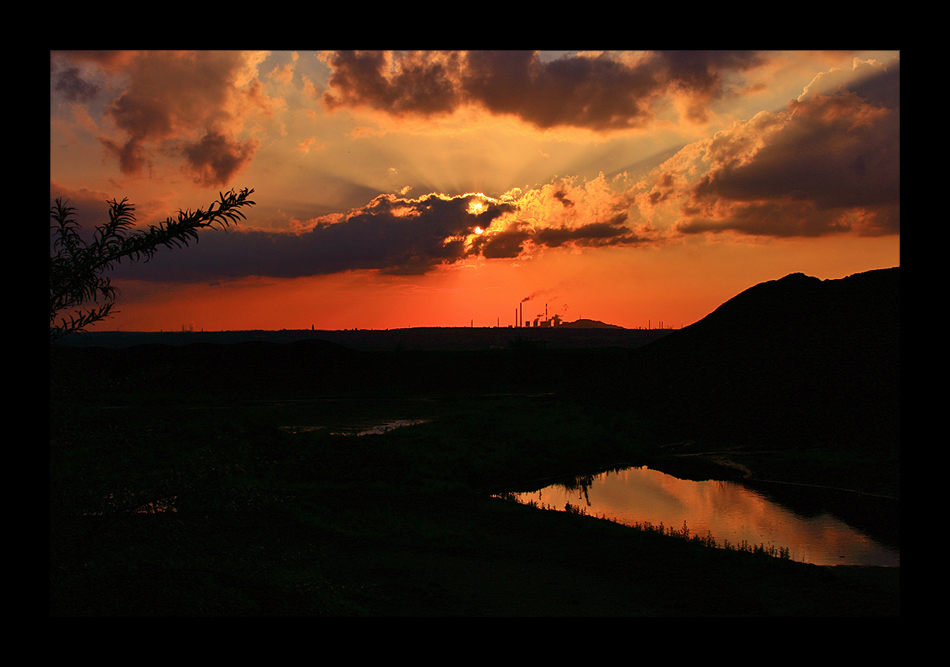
top-left (474, 226), bottom-right (485, 234)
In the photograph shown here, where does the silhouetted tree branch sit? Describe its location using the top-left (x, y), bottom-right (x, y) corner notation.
top-left (50, 187), bottom-right (255, 342)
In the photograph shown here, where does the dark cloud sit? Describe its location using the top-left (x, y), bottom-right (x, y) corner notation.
top-left (473, 224), bottom-right (533, 259)
top-left (321, 50), bottom-right (770, 131)
top-left (647, 171), bottom-right (677, 206)
top-left (676, 199), bottom-right (856, 238)
top-left (106, 187), bottom-right (659, 283)
top-left (182, 131), bottom-right (259, 188)
top-left (696, 95), bottom-right (899, 210)
top-left (533, 213), bottom-right (645, 248)
top-left (848, 60), bottom-right (900, 110)
top-left (53, 67), bottom-right (100, 103)
top-left (323, 50), bottom-right (464, 117)
top-left (654, 50), bottom-right (765, 95)
top-left (110, 193), bottom-right (514, 282)
top-left (553, 190), bottom-right (574, 208)
top-left (462, 50), bottom-right (660, 131)
top-left (653, 50), bottom-right (767, 121)
top-left (100, 136), bottom-right (151, 177)
top-left (51, 50), bottom-right (138, 71)
top-left (675, 62), bottom-right (900, 237)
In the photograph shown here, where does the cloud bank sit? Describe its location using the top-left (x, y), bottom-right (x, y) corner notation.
top-left (321, 50), bottom-right (768, 131)
top-left (107, 186), bottom-right (657, 283)
top-left (669, 58), bottom-right (900, 237)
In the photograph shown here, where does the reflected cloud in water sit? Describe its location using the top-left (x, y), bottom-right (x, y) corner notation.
top-left (516, 467), bottom-right (899, 567)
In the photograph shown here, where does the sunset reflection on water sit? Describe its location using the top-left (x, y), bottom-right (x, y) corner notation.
top-left (515, 467), bottom-right (899, 567)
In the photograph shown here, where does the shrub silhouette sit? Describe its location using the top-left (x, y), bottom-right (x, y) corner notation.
top-left (50, 188), bottom-right (255, 341)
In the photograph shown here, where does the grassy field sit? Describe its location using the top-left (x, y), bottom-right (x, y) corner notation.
top-left (49, 339), bottom-right (899, 616)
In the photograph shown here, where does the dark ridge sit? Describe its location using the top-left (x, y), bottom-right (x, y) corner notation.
top-left (589, 267), bottom-right (900, 454)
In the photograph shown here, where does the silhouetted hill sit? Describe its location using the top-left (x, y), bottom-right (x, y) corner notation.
top-left (559, 318), bottom-right (624, 329)
top-left (593, 267), bottom-right (900, 453)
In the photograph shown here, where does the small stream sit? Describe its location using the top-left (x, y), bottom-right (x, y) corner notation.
top-left (514, 466), bottom-right (899, 567)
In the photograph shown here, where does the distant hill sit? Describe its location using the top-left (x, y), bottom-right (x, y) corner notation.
top-left (558, 318), bottom-right (624, 329)
top-left (590, 267), bottom-right (900, 453)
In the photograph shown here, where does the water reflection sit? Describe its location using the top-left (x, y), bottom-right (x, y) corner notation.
top-left (515, 466), bottom-right (899, 567)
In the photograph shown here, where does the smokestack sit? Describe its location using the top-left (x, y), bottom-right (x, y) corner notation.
top-left (520, 303), bottom-right (523, 328)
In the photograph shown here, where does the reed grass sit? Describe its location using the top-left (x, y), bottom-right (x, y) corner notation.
top-left (505, 496), bottom-right (792, 561)
top-left (629, 518), bottom-right (792, 560)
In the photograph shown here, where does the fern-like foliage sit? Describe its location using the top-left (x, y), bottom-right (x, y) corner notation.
top-left (50, 188), bottom-right (255, 342)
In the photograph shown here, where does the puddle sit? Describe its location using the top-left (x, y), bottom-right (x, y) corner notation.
top-left (513, 466), bottom-right (900, 567)
top-left (280, 418), bottom-right (430, 437)
top-left (331, 419), bottom-right (430, 436)
top-left (79, 494), bottom-right (179, 516)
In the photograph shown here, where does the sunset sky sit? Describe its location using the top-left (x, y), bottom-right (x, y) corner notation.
top-left (50, 50), bottom-right (900, 332)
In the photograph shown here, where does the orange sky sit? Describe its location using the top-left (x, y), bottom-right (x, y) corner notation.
top-left (50, 50), bottom-right (900, 332)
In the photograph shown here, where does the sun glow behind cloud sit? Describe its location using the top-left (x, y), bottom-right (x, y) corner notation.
top-left (50, 50), bottom-right (900, 332)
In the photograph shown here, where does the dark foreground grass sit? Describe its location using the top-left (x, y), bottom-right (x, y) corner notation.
top-left (50, 345), bottom-right (899, 616)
